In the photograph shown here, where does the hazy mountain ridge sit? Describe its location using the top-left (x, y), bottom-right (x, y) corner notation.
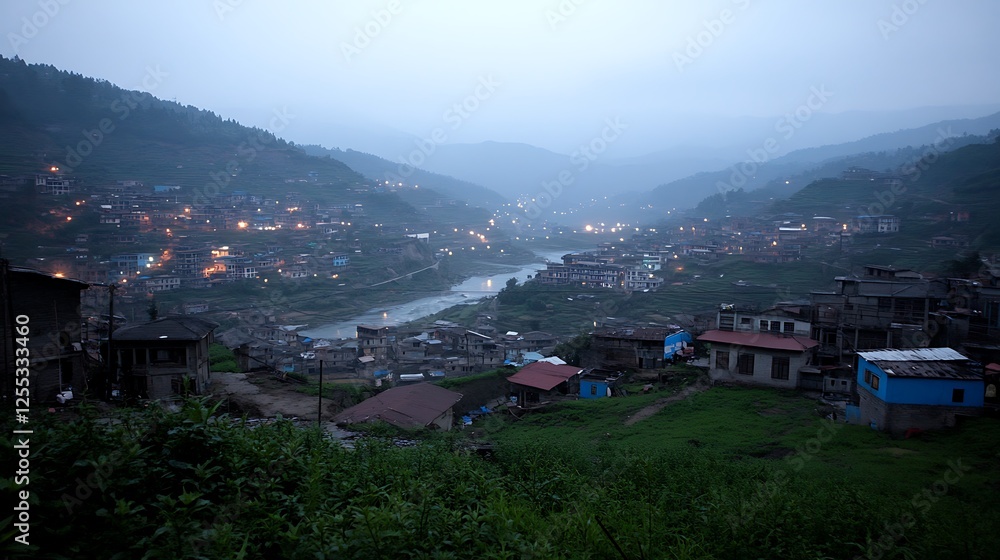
top-left (638, 114), bottom-right (1000, 219)
top-left (0, 56), bottom-right (368, 201)
top-left (372, 109), bottom-right (1000, 224)
top-left (298, 144), bottom-right (508, 209)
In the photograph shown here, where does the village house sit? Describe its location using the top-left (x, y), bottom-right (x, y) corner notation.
top-left (811, 265), bottom-right (950, 366)
top-left (334, 382), bottom-right (463, 431)
top-left (112, 316), bottom-right (218, 400)
top-left (507, 361), bottom-right (583, 408)
top-left (591, 326), bottom-right (691, 370)
top-left (698, 311), bottom-right (819, 389)
top-left (500, 330), bottom-right (558, 363)
top-left (853, 348), bottom-right (984, 434)
top-left (357, 324), bottom-right (392, 364)
top-left (1, 263), bottom-right (90, 403)
top-left (139, 275), bottom-right (181, 292)
top-left (854, 215), bottom-right (900, 234)
top-left (579, 369), bottom-right (623, 399)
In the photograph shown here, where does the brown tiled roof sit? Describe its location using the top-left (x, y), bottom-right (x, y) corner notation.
top-left (334, 383), bottom-right (462, 428)
top-left (507, 361), bottom-right (583, 391)
top-left (113, 316), bottom-right (219, 341)
top-left (697, 330), bottom-right (818, 352)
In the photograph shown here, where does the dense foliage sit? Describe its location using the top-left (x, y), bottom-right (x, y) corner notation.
top-left (208, 344), bottom-right (241, 374)
top-left (5, 394), bottom-right (997, 559)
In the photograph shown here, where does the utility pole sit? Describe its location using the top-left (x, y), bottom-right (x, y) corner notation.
top-left (106, 283), bottom-right (117, 401)
top-left (317, 359), bottom-right (323, 428)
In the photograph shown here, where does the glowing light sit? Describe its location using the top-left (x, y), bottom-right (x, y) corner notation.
top-left (585, 225), bottom-right (593, 232)
top-left (237, 221), bottom-right (248, 229)
top-left (66, 216), bottom-right (72, 221)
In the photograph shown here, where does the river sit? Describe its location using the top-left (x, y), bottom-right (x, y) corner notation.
top-left (298, 249), bottom-right (575, 339)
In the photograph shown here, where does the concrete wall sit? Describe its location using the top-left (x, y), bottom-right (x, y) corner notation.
top-left (857, 357), bottom-right (983, 407)
top-left (708, 345), bottom-right (807, 388)
top-left (859, 387), bottom-right (982, 434)
top-left (580, 379), bottom-right (609, 399)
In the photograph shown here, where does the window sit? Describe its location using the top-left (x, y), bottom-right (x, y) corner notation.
top-left (737, 353), bottom-right (755, 375)
top-left (759, 320), bottom-right (768, 331)
top-left (771, 356), bottom-right (790, 380)
top-left (783, 322), bottom-right (795, 333)
top-left (590, 384), bottom-right (597, 396)
top-left (740, 317), bottom-right (752, 326)
top-left (769, 321), bottom-right (781, 332)
top-left (715, 351), bottom-right (730, 370)
top-left (153, 349), bottom-right (184, 364)
top-left (952, 389), bottom-right (964, 403)
top-left (870, 374), bottom-right (880, 390)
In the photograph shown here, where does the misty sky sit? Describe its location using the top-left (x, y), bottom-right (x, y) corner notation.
top-left (3, 1), bottom-right (998, 157)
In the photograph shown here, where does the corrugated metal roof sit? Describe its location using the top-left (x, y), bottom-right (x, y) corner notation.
top-left (858, 348), bottom-right (980, 380)
top-left (857, 348), bottom-right (967, 362)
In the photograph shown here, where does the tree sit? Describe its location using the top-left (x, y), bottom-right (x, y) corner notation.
top-left (944, 251), bottom-right (982, 278)
top-left (146, 297), bottom-right (159, 321)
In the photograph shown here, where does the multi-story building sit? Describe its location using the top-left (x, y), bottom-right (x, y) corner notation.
top-left (811, 265), bottom-right (949, 367)
top-left (1, 263), bottom-right (90, 403)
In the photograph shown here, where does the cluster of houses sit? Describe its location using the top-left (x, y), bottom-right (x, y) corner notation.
top-left (22, 170), bottom-right (459, 296)
top-left (330, 259), bottom-right (1000, 435)
top-left (222, 319), bottom-right (563, 380)
top-left (5, 248), bottom-right (1000, 437)
top-left (696, 263), bottom-right (1000, 434)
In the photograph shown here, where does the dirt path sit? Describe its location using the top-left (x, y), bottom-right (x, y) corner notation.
top-left (624, 378), bottom-right (710, 426)
top-left (211, 370), bottom-right (328, 419)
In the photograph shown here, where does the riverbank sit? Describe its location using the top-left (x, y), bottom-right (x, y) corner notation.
top-left (298, 248), bottom-right (575, 338)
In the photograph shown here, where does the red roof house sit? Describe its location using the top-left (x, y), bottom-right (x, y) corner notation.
top-left (333, 382), bottom-right (463, 430)
top-left (507, 361), bottom-right (583, 407)
top-left (697, 329), bottom-right (819, 388)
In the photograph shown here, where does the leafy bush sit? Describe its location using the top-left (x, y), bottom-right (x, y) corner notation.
top-left (209, 343), bottom-right (241, 373)
top-left (3, 394), bottom-right (998, 559)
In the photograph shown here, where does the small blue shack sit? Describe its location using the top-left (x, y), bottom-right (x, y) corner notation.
top-left (580, 369), bottom-right (622, 399)
top-left (856, 348), bottom-right (983, 434)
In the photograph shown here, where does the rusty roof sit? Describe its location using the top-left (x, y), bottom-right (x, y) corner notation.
top-left (334, 383), bottom-right (462, 429)
top-left (697, 330), bottom-right (819, 352)
top-left (858, 348), bottom-right (980, 380)
top-left (507, 361), bottom-right (583, 391)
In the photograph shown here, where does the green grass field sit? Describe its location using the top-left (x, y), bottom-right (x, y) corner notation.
top-left (478, 384), bottom-right (1000, 559)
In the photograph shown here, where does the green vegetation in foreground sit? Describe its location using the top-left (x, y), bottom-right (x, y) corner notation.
top-left (7, 388), bottom-right (998, 559)
top-left (208, 343), bottom-right (241, 373)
